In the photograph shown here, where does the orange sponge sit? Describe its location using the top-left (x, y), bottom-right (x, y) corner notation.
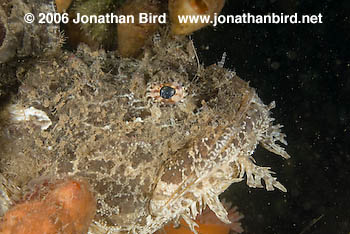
top-left (155, 201), bottom-right (243, 234)
top-left (161, 218), bottom-right (231, 234)
top-left (0, 178), bottom-right (96, 234)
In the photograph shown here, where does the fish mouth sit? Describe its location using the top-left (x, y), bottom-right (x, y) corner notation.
top-left (148, 90), bottom-right (289, 234)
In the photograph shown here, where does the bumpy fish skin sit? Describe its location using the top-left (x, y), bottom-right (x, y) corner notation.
top-left (0, 36), bottom-right (289, 234)
top-left (148, 66), bottom-right (290, 234)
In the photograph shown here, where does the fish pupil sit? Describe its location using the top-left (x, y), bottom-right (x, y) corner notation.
top-left (160, 86), bottom-right (176, 99)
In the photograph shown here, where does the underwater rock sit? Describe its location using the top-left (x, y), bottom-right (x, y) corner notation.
top-left (65, 0), bottom-right (121, 50)
top-left (63, 0), bottom-right (225, 55)
top-left (0, 0), bottom-right (62, 63)
top-left (66, 0), bottom-right (161, 54)
top-left (0, 35), bottom-right (289, 234)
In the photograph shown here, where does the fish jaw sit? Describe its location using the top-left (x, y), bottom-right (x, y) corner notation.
top-left (149, 91), bottom-right (289, 234)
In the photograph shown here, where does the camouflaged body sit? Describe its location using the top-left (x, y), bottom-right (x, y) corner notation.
top-left (0, 36), bottom-right (289, 233)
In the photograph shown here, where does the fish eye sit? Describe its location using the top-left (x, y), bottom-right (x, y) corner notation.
top-left (160, 86), bottom-right (176, 99)
top-left (146, 82), bottom-right (185, 104)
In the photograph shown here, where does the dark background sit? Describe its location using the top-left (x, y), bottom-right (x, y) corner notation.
top-left (192, 0), bottom-right (350, 234)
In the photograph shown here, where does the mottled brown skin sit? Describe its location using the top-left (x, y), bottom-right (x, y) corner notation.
top-left (0, 35), bottom-right (289, 233)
